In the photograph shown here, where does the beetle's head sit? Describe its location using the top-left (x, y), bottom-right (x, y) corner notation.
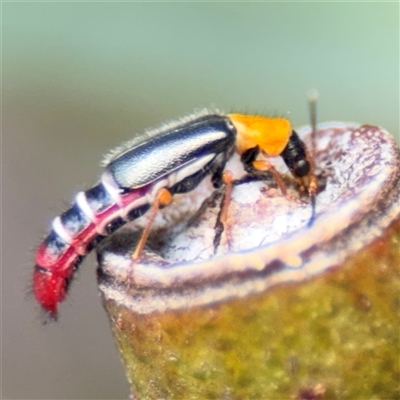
top-left (280, 130), bottom-right (318, 226)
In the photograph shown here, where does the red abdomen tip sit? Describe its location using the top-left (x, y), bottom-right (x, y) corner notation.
top-left (33, 268), bottom-right (68, 317)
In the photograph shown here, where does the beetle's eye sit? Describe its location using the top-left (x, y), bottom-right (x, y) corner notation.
top-left (294, 160), bottom-right (310, 177)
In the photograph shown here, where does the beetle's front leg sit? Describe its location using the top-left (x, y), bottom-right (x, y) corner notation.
top-left (251, 160), bottom-right (305, 204)
top-left (241, 146), bottom-right (304, 204)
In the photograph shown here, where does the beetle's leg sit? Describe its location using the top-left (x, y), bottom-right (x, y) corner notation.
top-left (131, 188), bottom-right (173, 261)
top-left (252, 159), bottom-right (288, 196)
top-left (213, 170), bottom-right (234, 253)
top-left (219, 171), bottom-right (234, 228)
top-left (252, 160), bottom-right (304, 204)
top-left (241, 146), bottom-right (304, 204)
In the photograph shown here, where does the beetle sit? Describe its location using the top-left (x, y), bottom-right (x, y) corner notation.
top-left (33, 109), bottom-right (317, 318)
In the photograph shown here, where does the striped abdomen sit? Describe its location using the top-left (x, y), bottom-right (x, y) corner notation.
top-left (33, 172), bottom-right (152, 317)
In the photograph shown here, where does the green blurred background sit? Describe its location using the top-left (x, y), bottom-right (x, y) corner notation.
top-left (3, 2), bottom-right (398, 399)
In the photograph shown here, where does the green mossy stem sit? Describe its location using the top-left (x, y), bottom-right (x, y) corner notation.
top-left (101, 223), bottom-right (399, 400)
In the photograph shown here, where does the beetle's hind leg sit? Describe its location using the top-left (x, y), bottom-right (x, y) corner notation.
top-left (127, 188), bottom-right (172, 286)
top-left (131, 188), bottom-right (173, 262)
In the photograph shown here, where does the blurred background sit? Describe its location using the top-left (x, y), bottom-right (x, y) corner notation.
top-left (2, 2), bottom-right (399, 399)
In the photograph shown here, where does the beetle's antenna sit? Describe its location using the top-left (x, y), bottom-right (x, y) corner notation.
top-left (307, 88), bottom-right (319, 227)
top-left (307, 88), bottom-right (319, 159)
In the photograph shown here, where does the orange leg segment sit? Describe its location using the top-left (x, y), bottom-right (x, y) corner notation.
top-left (252, 160), bottom-right (287, 195)
top-left (252, 160), bottom-right (304, 204)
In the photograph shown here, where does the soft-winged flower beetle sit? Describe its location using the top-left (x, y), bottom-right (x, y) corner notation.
top-left (33, 109), bottom-right (317, 318)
